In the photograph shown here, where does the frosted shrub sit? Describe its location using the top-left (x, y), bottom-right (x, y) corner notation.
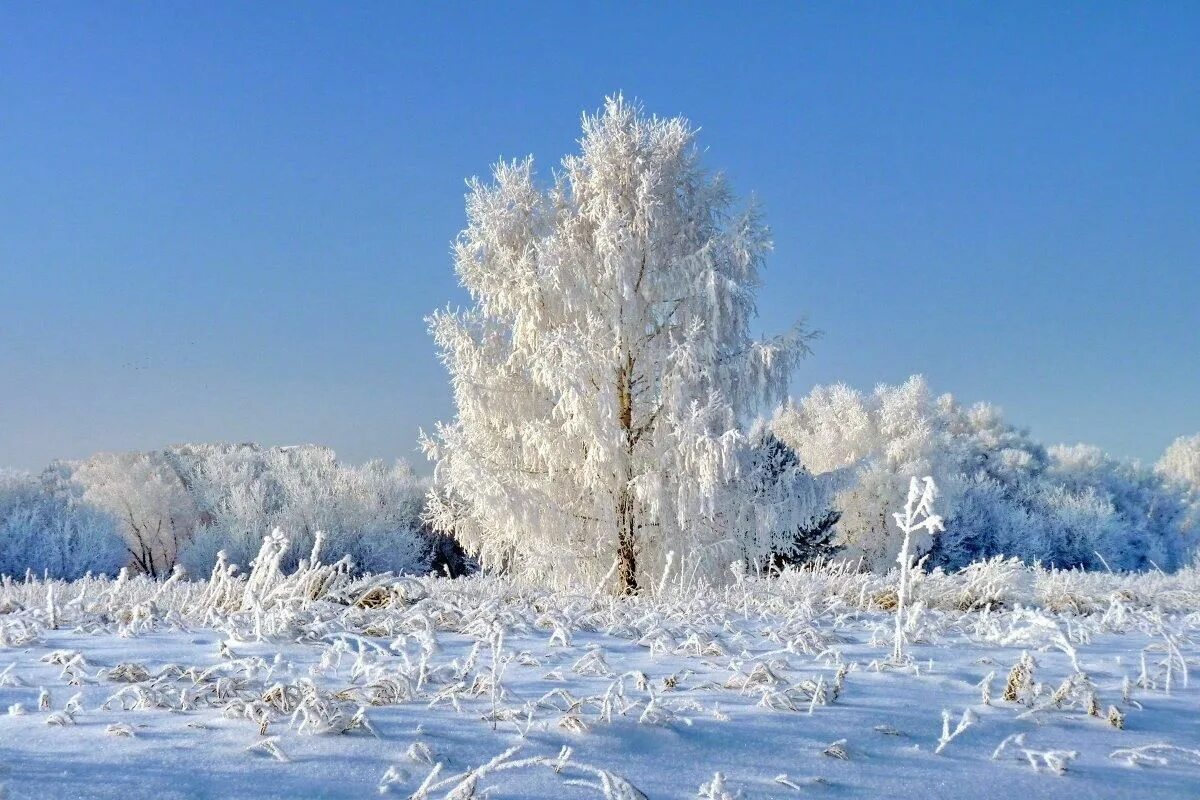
top-left (174, 445), bottom-right (432, 577)
top-left (932, 555), bottom-right (1027, 611)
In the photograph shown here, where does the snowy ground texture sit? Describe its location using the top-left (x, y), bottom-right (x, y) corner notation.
top-left (0, 547), bottom-right (1198, 799)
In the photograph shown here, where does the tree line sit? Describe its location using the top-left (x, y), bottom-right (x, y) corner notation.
top-left (0, 443), bottom-right (456, 581)
top-left (5, 97), bottom-right (1198, 589)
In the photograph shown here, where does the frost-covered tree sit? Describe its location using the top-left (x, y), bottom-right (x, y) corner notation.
top-left (423, 96), bottom-right (812, 593)
top-left (0, 469), bottom-right (125, 579)
top-left (1158, 434), bottom-right (1200, 491)
top-left (70, 452), bottom-right (200, 577)
top-left (1158, 434), bottom-right (1200, 532)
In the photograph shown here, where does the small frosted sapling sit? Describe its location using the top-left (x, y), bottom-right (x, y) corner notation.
top-left (891, 477), bottom-right (944, 663)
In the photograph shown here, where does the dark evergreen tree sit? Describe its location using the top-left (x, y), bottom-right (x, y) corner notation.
top-left (742, 425), bottom-right (840, 572)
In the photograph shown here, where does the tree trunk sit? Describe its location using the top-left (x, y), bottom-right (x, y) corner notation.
top-left (616, 487), bottom-right (637, 595)
top-left (615, 353), bottom-right (637, 595)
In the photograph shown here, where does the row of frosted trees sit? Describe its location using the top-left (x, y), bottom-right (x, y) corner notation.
top-left (0, 444), bottom-right (437, 580)
top-left (3, 416), bottom-right (1193, 584)
top-left (773, 377), bottom-right (1199, 573)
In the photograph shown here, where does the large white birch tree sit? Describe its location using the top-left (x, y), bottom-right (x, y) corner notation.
top-left (422, 97), bottom-right (812, 593)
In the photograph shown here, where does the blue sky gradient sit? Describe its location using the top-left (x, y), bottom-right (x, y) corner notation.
top-left (1, 2), bottom-right (1197, 470)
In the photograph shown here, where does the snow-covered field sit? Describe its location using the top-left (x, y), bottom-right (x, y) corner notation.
top-left (1, 552), bottom-right (1198, 799)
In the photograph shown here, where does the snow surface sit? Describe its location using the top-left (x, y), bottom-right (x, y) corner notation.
top-left (0, 563), bottom-right (1198, 799)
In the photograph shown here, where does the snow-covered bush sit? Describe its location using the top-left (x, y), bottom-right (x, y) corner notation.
top-left (174, 444), bottom-right (432, 577)
top-left (422, 96), bottom-right (812, 593)
top-left (773, 376), bottom-right (1198, 572)
top-left (0, 469), bottom-right (125, 579)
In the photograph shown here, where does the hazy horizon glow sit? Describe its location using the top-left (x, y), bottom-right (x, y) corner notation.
top-left (2, 3), bottom-right (1197, 471)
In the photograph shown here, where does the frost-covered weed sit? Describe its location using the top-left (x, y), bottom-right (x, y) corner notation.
top-left (891, 476), bottom-right (944, 663)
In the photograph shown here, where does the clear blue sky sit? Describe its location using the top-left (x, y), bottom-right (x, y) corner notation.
top-left (1, 2), bottom-right (1197, 471)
